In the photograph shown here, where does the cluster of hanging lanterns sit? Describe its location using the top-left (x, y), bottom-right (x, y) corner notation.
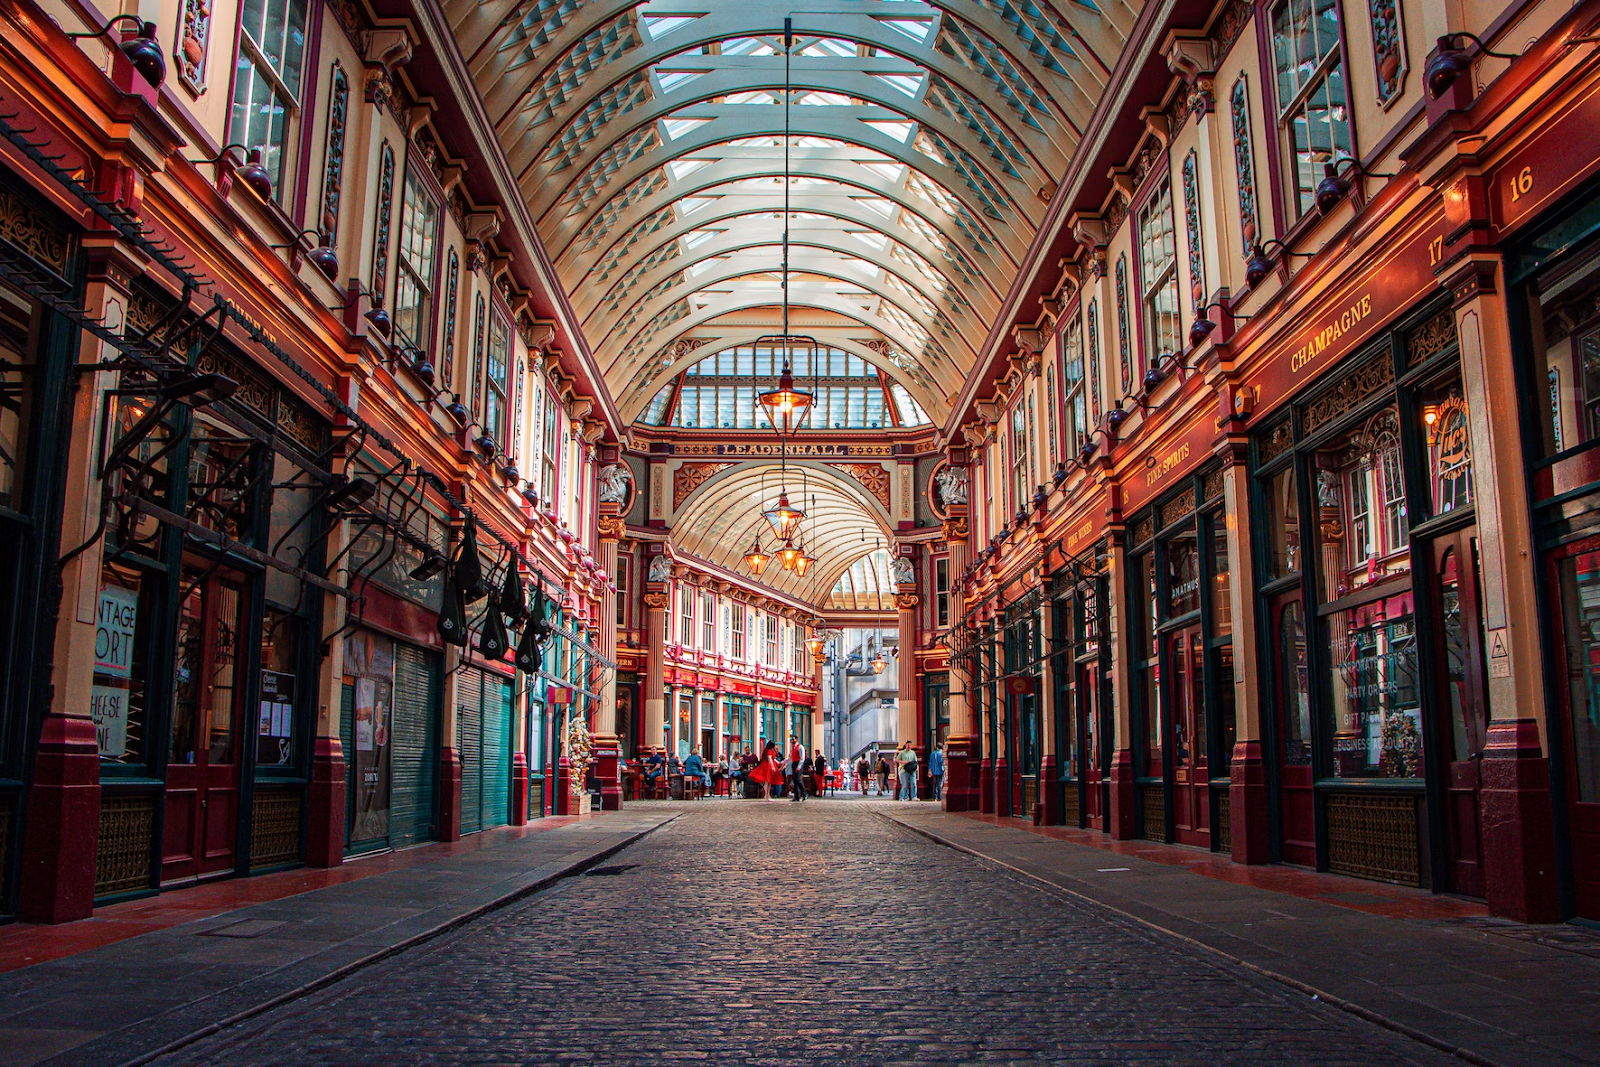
top-left (740, 21), bottom-right (818, 583)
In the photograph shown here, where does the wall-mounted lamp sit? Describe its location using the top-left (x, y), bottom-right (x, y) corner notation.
top-left (69, 16), bottom-right (165, 88)
top-left (1313, 158), bottom-right (1397, 216)
top-left (271, 228), bottom-right (338, 282)
top-left (1244, 239), bottom-right (1311, 289)
top-left (1426, 32), bottom-right (1520, 99)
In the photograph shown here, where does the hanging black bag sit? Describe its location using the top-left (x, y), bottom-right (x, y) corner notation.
top-left (514, 618), bottom-right (543, 673)
top-left (477, 592), bottom-right (510, 660)
top-left (500, 559), bottom-right (526, 625)
top-left (456, 520), bottom-right (488, 603)
top-left (438, 570), bottom-right (468, 647)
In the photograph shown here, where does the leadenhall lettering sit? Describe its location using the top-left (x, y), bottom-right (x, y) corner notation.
top-left (1290, 294), bottom-right (1374, 373)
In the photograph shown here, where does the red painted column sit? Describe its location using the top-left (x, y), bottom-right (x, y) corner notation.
top-left (17, 718), bottom-right (100, 923)
top-left (941, 499), bottom-right (978, 812)
top-left (1216, 437), bottom-right (1271, 863)
top-left (1228, 740), bottom-right (1271, 863)
top-left (305, 736), bottom-right (346, 867)
top-left (510, 752), bottom-right (529, 826)
top-left (437, 644), bottom-right (463, 842)
top-left (1107, 748), bottom-right (1138, 840)
top-left (1040, 754), bottom-right (1061, 825)
top-left (1479, 720), bottom-right (1559, 921)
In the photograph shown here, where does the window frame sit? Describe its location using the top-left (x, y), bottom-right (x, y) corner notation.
top-left (1268, 0), bottom-right (1357, 221)
top-left (482, 302), bottom-right (513, 449)
top-left (702, 591), bottom-right (715, 651)
top-left (392, 159), bottom-right (443, 353)
top-left (1136, 174), bottom-right (1183, 370)
top-left (227, 0), bottom-right (309, 201)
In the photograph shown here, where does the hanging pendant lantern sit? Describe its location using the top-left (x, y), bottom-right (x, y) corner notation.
top-left (776, 539), bottom-right (802, 571)
top-left (757, 365), bottom-right (813, 437)
top-left (742, 534), bottom-right (772, 575)
top-left (793, 543), bottom-right (815, 577)
top-left (763, 491), bottom-right (805, 541)
top-left (870, 650), bottom-right (888, 674)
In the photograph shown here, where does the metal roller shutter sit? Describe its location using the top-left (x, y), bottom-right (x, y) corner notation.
top-left (390, 644), bottom-right (439, 849)
top-left (458, 667), bottom-right (483, 835)
top-left (481, 675), bottom-right (511, 829)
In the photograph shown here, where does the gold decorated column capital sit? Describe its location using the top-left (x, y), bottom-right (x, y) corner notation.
top-left (893, 592), bottom-right (920, 610)
top-left (643, 591), bottom-right (670, 611)
top-left (941, 516), bottom-right (968, 543)
top-left (597, 514), bottom-right (626, 542)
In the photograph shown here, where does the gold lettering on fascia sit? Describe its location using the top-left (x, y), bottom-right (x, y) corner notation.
top-left (1290, 294), bottom-right (1374, 373)
top-left (706, 442), bottom-right (893, 457)
top-left (1145, 442), bottom-right (1192, 487)
top-left (1065, 519), bottom-right (1094, 552)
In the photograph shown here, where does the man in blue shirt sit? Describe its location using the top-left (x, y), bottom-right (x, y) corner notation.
top-left (929, 744), bottom-right (946, 801)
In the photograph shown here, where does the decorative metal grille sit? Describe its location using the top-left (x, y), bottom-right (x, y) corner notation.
top-left (1202, 465), bottom-right (1226, 504)
top-left (1405, 306), bottom-right (1457, 366)
top-left (95, 795), bottom-right (156, 898)
top-left (1141, 784), bottom-right (1165, 841)
top-left (1160, 486), bottom-right (1197, 529)
top-left (1132, 515), bottom-right (1154, 547)
top-left (1060, 784), bottom-right (1079, 828)
top-left (251, 788), bottom-right (302, 869)
top-left (1022, 777), bottom-right (1038, 820)
top-left (1326, 793), bottom-right (1419, 886)
top-left (1302, 354), bottom-right (1395, 435)
top-left (1259, 420), bottom-right (1295, 464)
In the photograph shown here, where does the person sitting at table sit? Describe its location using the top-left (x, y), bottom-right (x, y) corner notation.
top-left (811, 751), bottom-right (827, 796)
top-left (642, 750), bottom-right (666, 787)
top-left (737, 747), bottom-right (757, 797)
top-left (683, 750), bottom-right (711, 793)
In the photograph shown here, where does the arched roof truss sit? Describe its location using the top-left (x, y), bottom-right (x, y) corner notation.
top-left (445, 0), bottom-right (1144, 426)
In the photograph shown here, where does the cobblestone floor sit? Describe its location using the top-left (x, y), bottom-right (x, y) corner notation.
top-left (151, 802), bottom-right (1459, 1067)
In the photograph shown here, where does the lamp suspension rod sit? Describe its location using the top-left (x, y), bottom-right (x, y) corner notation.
top-left (782, 16), bottom-right (792, 350)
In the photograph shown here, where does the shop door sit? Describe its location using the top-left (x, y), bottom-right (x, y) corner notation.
top-left (162, 572), bottom-right (246, 883)
top-left (390, 645), bottom-right (440, 849)
top-left (1550, 541), bottom-right (1600, 918)
top-left (1431, 533), bottom-right (1489, 897)
top-left (458, 670), bottom-right (483, 835)
top-left (1078, 661), bottom-right (1103, 830)
top-left (1271, 593), bottom-right (1316, 866)
top-left (1169, 627), bottom-right (1209, 846)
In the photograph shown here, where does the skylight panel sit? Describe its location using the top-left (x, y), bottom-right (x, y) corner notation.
top-left (879, 19), bottom-right (933, 42)
top-left (864, 161), bottom-right (906, 182)
top-left (800, 38), bottom-right (858, 57)
top-left (797, 91), bottom-right (852, 106)
top-left (890, 383), bottom-right (929, 426)
top-left (871, 74), bottom-right (924, 98)
top-left (683, 228), bottom-right (720, 248)
top-left (668, 159), bottom-right (711, 180)
top-left (664, 117), bottom-right (710, 140)
top-left (656, 70), bottom-right (705, 92)
top-left (857, 197), bottom-right (896, 218)
top-left (863, 121), bottom-right (913, 143)
top-left (642, 15), bottom-right (696, 39)
top-left (720, 37), bottom-right (775, 56)
top-left (676, 196), bottom-right (716, 215)
top-left (851, 230), bottom-right (889, 251)
top-left (723, 90), bottom-right (778, 105)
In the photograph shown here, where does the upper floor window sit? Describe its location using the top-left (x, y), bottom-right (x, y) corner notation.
top-left (731, 607), bottom-right (745, 660)
top-left (615, 558), bottom-right (627, 628)
top-left (393, 166), bottom-right (440, 351)
top-left (1009, 402), bottom-right (1029, 514)
top-left (484, 310), bottom-right (511, 448)
top-left (680, 587), bottom-right (694, 646)
top-left (1138, 178), bottom-right (1182, 365)
top-left (701, 591), bottom-right (715, 650)
top-left (935, 557), bottom-right (950, 628)
top-left (230, 0), bottom-right (308, 199)
top-left (540, 379), bottom-right (559, 506)
top-left (1272, 0), bottom-right (1352, 218)
top-left (1061, 314), bottom-right (1087, 457)
top-left (653, 345), bottom-right (927, 429)
top-left (765, 615), bottom-right (778, 664)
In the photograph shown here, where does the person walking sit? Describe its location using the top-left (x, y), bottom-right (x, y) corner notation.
top-left (896, 740), bottom-right (919, 801)
top-left (812, 750), bottom-right (827, 796)
top-left (855, 754), bottom-right (872, 795)
top-left (928, 742), bottom-right (945, 802)
top-left (876, 751), bottom-right (891, 797)
top-left (785, 734), bottom-right (808, 803)
top-left (749, 740), bottom-right (784, 801)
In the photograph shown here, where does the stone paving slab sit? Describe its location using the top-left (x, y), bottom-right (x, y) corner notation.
top-left (0, 809), bottom-right (677, 1067)
top-left (880, 804), bottom-right (1600, 1067)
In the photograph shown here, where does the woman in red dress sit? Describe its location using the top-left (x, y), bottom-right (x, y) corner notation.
top-left (749, 740), bottom-right (784, 801)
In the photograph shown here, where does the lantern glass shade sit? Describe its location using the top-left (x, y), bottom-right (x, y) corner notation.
top-left (805, 636), bottom-right (825, 658)
top-left (793, 547), bottom-right (815, 577)
top-left (742, 537), bottom-right (771, 575)
top-left (776, 540), bottom-right (802, 571)
top-left (870, 652), bottom-right (887, 674)
top-left (763, 492), bottom-right (805, 541)
top-left (756, 368), bottom-right (813, 436)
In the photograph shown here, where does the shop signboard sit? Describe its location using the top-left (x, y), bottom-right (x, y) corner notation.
top-left (258, 669), bottom-right (295, 765)
top-left (1120, 411), bottom-right (1218, 515)
top-left (1489, 77), bottom-right (1600, 238)
top-left (89, 685), bottom-right (128, 757)
top-left (95, 585), bottom-right (138, 678)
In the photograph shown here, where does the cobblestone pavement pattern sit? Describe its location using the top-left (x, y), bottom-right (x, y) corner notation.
top-left (152, 803), bottom-right (1460, 1067)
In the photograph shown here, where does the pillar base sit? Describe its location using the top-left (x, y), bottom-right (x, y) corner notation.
top-left (1228, 740), bottom-right (1271, 864)
top-left (994, 756), bottom-right (1011, 818)
top-left (1479, 719), bottom-right (1560, 922)
top-left (1040, 755), bottom-right (1061, 825)
top-left (943, 739), bottom-right (977, 812)
top-left (510, 753), bottom-right (529, 826)
top-left (17, 716), bottom-right (100, 923)
top-left (1108, 748), bottom-right (1138, 841)
top-left (555, 757), bottom-right (575, 816)
top-left (979, 757), bottom-right (995, 814)
top-left (304, 736), bottom-right (345, 869)
top-left (438, 747), bottom-right (463, 842)
top-left (593, 734), bottom-right (623, 811)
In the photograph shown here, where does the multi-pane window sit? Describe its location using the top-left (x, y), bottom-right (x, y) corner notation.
top-left (935, 557), bottom-right (950, 628)
top-left (765, 615), bottom-right (778, 664)
top-left (665, 345), bottom-right (923, 428)
top-left (731, 607), bottom-right (745, 659)
top-left (1272, 0), bottom-right (1353, 218)
top-left (229, 0), bottom-right (308, 198)
top-left (1138, 178), bottom-right (1182, 366)
top-left (702, 592), bottom-right (715, 650)
top-left (392, 166), bottom-right (440, 351)
top-left (540, 380), bottom-right (559, 507)
top-left (484, 310), bottom-right (511, 448)
top-left (1010, 403), bottom-right (1029, 514)
top-left (615, 559), bottom-right (627, 628)
top-left (680, 587), bottom-right (694, 647)
top-left (1061, 315), bottom-right (1087, 456)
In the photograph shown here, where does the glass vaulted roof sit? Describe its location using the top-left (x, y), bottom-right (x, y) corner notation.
top-left (448, 0), bottom-right (1143, 427)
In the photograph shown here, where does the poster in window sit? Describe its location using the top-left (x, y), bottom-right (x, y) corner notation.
top-left (258, 669), bottom-right (295, 765)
